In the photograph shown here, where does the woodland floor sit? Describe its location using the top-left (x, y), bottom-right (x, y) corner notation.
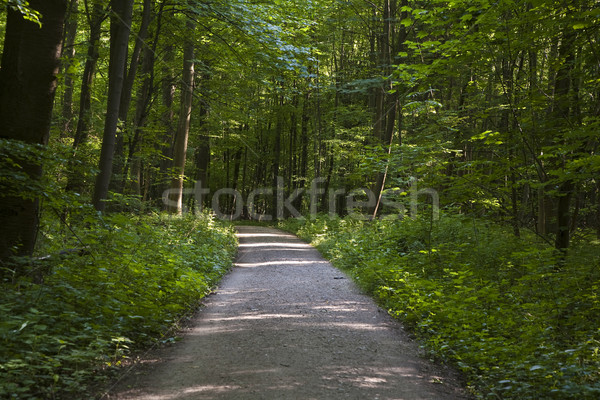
top-left (102, 226), bottom-right (469, 400)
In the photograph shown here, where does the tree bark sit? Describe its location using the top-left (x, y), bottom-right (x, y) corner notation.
top-left (72, 0), bottom-right (104, 149)
top-left (293, 89), bottom-right (310, 213)
top-left (0, 0), bottom-right (67, 260)
top-left (65, 0), bottom-right (104, 194)
top-left (150, 40), bottom-right (176, 202)
top-left (121, 28), bottom-right (159, 194)
top-left (552, 32), bottom-right (576, 252)
top-left (112, 0), bottom-right (154, 190)
top-left (92, 0), bottom-right (134, 211)
top-left (272, 94), bottom-right (283, 219)
top-left (192, 67), bottom-right (211, 204)
top-left (60, 0), bottom-right (79, 138)
top-left (596, 180), bottom-right (600, 239)
top-left (372, 0), bottom-right (403, 218)
top-left (167, 19), bottom-right (196, 214)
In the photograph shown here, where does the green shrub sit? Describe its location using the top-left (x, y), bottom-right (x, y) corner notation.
top-left (281, 214), bottom-right (600, 399)
top-left (0, 212), bottom-right (237, 399)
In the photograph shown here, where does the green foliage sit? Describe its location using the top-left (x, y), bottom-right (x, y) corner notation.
top-left (0, 212), bottom-right (237, 399)
top-left (281, 215), bottom-right (600, 399)
top-left (0, 138), bottom-right (82, 206)
top-left (0, 139), bottom-right (49, 200)
top-left (1, 0), bottom-right (41, 26)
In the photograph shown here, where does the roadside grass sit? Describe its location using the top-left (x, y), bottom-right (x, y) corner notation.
top-left (280, 214), bottom-right (600, 399)
top-left (0, 211), bottom-right (237, 399)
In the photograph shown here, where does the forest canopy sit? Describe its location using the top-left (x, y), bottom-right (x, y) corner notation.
top-left (1, 0), bottom-right (599, 256)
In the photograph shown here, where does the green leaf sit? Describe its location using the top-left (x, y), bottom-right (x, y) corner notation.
top-left (401, 18), bottom-right (412, 27)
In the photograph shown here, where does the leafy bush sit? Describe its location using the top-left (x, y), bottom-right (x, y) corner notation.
top-left (281, 214), bottom-right (600, 399)
top-left (0, 211), bottom-right (237, 399)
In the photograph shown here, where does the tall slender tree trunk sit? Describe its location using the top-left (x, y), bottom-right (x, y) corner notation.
top-left (112, 0), bottom-right (153, 190)
top-left (500, 55), bottom-right (521, 237)
top-left (60, 0), bottom-right (79, 137)
top-left (92, 0), bottom-right (134, 211)
top-left (122, 43), bottom-right (156, 195)
top-left (168, 20), bottom-right (196, 214)
top-left (272, 94), bottom-right (283, 219)
top-left (596, 180), bottom-right (600, 239)
top-left (65, 0), bottom-right (104, 193)
top-left (151, 42), bottom-right (176, 202)
top-left (372, 0), bottom-right (404, 218)
top-left (72, 0), bottom-right (104, 149)
top-left (293, 87), bottom-right (311, 213)
top-left (0, 0), bottom-right (67, 261)
top-left (528, 47), bottom-right (549, 236)
top-left (288, 93), bottom-right (299, 193)
top-left (553, 32), bottom-right (576, 252)
top-left (194, 133), bottom-right (210, 208)
top-left (193, 67), bottom-right (211, 211)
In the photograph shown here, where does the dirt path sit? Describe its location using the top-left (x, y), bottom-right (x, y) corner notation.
top-left (105, 226), bottom-right (468, 399)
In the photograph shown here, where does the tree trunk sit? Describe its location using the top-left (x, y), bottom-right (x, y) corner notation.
top-left (151, 41), bottom-right (176, 202)
top-left (65, 0), bottom-right (104, 193)
top-left (272, 94), bottom-right (283, 219)
top-left (293, 89), bottom-right (311, 213)
top-left (128, 156), bottom-right (141, 196)
top-left (72, 0), bottom-right (104, 149)
top-left (92, 0), bottom-right (134, 211)
top-left (194, 134), bottom-right (210, 207)
top-left (288, 92), bottom-right (299, 193)
top-left (0, 0), bottom-right (67, 261)
top-left (194, 67), bottom-right (212, 208)
top-left (372, 0), bottom-right (403, 217)
top-left (596, 180), bottom-right (600, 239)
top-left (60, 0), bottom-right (79, 137)
top-left (552, 32), bottom-right (576, 252)
top-left (112, 0), bottom-right (153, 190)
top-left (167, 20), bottom-right (196, 214)
top-left (121, 37), bottom-right (158, 194)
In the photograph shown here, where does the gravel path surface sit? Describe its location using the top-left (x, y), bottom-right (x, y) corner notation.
top-left (106, 225), bottom-right (468, 399)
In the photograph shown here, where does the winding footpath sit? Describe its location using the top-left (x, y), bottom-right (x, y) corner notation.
top-left (106, 226), bottom-right (467, 399)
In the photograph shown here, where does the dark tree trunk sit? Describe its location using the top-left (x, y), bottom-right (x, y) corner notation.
top-left (112, 0), bottom-right (153, 190)
top-left (60, 0), bottom-right (79, 137)
top-left (272, 94), bottom-right (283, 219)
top-left (150, 40), bottom-right (176, 202)
top-left (232, 149), bottom-right (242, 191)
top-left (288, 93), bottom-right (299, 193)
top-left (122, 44), bottom-right (155, 195)
top-left (193, 76), bottom-right (210, 210)
top-left (555, 181), bottom-right (574, 252)
top-left (320, 144), bottom-right (335, 213)
top-left (72, 0), bottom-right (104, 149)
top-left (372, 0), bottom-right (403, 217)
top-left (553, 32), bottom-right (576, 252)
top-left (293, 90), bottom-right (310, 213)
top-left (92, 0), bottom-right (134, 211)
top-left (597, 180), bottom-right (600, 239)
top-left (194, 135), bottom-right (210, 200)
top-left (0, 0), bottom-right (67, 261)
top-left (65, 0), bottom-right (104, 194)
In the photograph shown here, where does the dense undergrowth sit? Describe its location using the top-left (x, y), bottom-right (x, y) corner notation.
top-left (280, 214), bottom-right (600, 399)
top-left (0, 210), bottom-right (237, 399)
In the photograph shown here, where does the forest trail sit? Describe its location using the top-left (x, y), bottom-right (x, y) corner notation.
top-left (106, 226), bottom-right (467, 400)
